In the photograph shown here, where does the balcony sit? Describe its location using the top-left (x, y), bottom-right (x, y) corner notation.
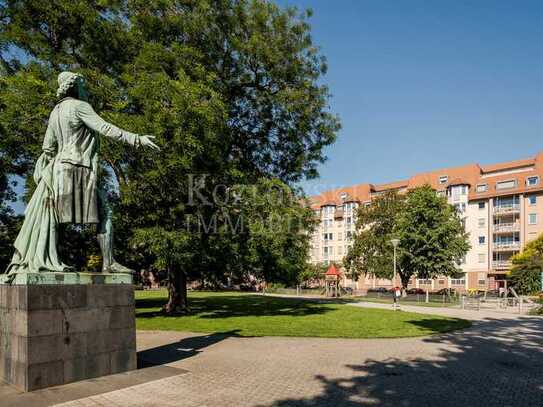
top-left (493, 242), bottom-right (521, 251)
top-left (493, 204), bottom-right (520, 215)
top-left (492, 260), bottom-right (512, 269)
top-left (492, 223), bottom-right (520, 233)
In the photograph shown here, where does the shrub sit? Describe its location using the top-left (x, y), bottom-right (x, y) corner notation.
top-left (508, 267), bottom-right (542, 295)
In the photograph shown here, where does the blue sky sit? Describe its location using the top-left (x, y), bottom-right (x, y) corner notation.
top-left (9, 1), bottom-right (543, 209)
top-left (281, 0), bottom-right (543, 197)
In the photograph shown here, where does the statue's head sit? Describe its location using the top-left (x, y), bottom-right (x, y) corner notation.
top-left (56, 71), bottom-right (88, 101)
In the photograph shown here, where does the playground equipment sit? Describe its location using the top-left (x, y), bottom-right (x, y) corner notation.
top-left (324, 264), bottom-right (342, 297)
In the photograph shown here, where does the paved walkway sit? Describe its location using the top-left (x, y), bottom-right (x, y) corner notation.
top-left (2, 295), bottom-right (542, 406)
top-left (2, 313), bottom-right (535, 406)
top-left (351, 300), bottom-right (528, 320)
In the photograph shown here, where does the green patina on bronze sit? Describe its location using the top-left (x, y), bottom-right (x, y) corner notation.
top-left (2, 72), bottom-right (159, 279)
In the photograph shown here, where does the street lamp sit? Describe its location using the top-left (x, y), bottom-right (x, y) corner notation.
top-left (390, 238), bottom-right (400, 285)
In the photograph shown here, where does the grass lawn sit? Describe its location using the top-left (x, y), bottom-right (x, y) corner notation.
top-left (136, 290), bottom-right (470, 338)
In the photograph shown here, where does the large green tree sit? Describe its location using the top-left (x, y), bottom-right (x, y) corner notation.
top-left (395, 185), bottom-right (470, 288)
top-left (0, 0), bottom-right (339, 311)
top-left (345, 186), bottom-right (470, 290)
top-left (343, 191), bottom-right (405, 281)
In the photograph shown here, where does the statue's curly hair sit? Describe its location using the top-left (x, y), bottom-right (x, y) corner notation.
top-left (56, 72), bottom-right (83, 99)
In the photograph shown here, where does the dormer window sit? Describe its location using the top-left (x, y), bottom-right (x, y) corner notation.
top-left (439, 175), bottom-right (448, 184)
top-left (476, 184), bottom-right (488, 193)
top-left (527, 176), bottom-right (539, 187)
top-left (496, 179), bottom-right (517, 190)
top-left (339, 192), bottom-right (348, 200)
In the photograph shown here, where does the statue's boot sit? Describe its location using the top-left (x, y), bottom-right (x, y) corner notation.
top-left (107, 261), bottom-right (134, 274)
top-left (98, 233), bottom-right (134, 274)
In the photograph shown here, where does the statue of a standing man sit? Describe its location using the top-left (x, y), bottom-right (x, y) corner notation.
top-left (4, 71), bottom-right (159, 275)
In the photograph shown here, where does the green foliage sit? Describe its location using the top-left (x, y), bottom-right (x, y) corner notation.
top-left (508, 234), bottom-right (543, 295)
top-left (345, 186), bottom-right (470, 288)
top-left (396, 185), bottom-right (470, 287)
top-left (344, 191), bottom-right (405, 280)
top-left (0, 1), bottom-right (338, 304)
top-left (298, 261), bottom-right (326, 286)
top-left (508, 267), bottom-right (541, 295)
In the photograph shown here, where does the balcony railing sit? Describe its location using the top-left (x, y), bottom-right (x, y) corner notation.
top-left (493, 242), bottom-right (521, 251)
top-left (492, 223), bottom-right (521, 233)
top-left (492, 260), bottom-right (512, 269)
top-left (493, 204), bottom-right (520, 214)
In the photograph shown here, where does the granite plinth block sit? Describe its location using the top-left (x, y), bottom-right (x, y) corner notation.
top-left (0, 279), bottom-right (136, 391)
top-left (0, 272), bottom-right (133, 285)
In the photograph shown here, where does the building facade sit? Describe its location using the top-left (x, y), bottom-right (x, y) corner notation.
top-left (308, 152), bottom-right (543, 292)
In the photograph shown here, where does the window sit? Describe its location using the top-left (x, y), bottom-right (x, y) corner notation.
top-left (476, 184), bottom-right (488, 193)
top-left (478, 253), bottom-right (486, 263)
top-left (323, 233), bottom-right (333, 241)
top-left (439, 175), bottom-right (448, 184)
top-left (496, 180), bottom-right (517, 190)
top-left (527, 176), bottom-right (539, 187)
top-left (461, 185), bottom-right (467, 195)
top-left (322, 205), bottom-right (335, 215)
top-left (529, 195), bottom-right (537, 205)
top-left (478, 236), bottom-right (485, 245)
top-left (338, 232), bottom-right (343, 241)
top-left (478, 218), bottom-right (485, 228)
top-left (478, 201), bottom-right (485, 209)
top-left (451, 277), bottom-right (465, 285)
top-left (478, 279), bottom-right (486, 286)
top-left (529, 213), bottom-right (537, 225)
top-left (418, 279), bottom-right (432, 284)
top-left (338, 246), bottom-right (343, 255)
top-left (343, 202), bottom-right (357, 211)
top-left (346, 231), bottom-right (353, 240)
top-left (454, 203), bottom-right (466, 213)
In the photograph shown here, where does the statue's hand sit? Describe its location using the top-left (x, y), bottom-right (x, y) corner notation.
top-left (140, 135), bottom-right (160, 151)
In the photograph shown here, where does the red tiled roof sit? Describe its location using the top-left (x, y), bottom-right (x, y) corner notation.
top-left (308, 151), bottom-right (543, 208)
top-left (325, 264), bottom-right (341, 276)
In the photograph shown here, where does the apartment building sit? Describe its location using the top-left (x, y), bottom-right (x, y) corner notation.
top-left (308, 152), bottom-right (543, 292)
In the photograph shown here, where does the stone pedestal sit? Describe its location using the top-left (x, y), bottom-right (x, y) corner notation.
top-left (0, 273), bottom-right (136, 391)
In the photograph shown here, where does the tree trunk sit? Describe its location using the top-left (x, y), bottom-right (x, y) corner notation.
top-left (400, 274), bottom-right (409, 297)
top-left (162, 268), bottom-right (190, 315)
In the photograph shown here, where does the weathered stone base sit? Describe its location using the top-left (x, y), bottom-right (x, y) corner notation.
top-left (0, 281), bottom-right (136, 391)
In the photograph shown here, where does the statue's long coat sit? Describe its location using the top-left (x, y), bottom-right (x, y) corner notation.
top-left (44, 97), bottom-right (139, 223)
top-left (4, 97), bottom-right (139, 274)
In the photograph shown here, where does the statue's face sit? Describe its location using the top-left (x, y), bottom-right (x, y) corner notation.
top-left (76, 78), bottom-right (89, 101)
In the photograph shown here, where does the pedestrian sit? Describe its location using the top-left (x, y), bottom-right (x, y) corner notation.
top-left (393, 286), bottom-right (401, 310)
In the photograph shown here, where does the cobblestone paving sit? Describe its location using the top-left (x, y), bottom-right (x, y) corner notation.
top-left (53, 313), bottom-right (543, 407)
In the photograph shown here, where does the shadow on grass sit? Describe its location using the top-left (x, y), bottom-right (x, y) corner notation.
top-left (407, 317), bottom-right (472, 333)
top-left (137, 330), bottom-right (241, 368)
top-left (270, 317), bottom-right (543, 406)
top-left (136, 294), bottom-right (336, 319)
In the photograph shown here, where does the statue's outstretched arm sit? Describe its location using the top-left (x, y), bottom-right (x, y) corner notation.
top-left (76, 101), bottom-right (159, 150)
top-left (76, 101), bottom-right (139, 146)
